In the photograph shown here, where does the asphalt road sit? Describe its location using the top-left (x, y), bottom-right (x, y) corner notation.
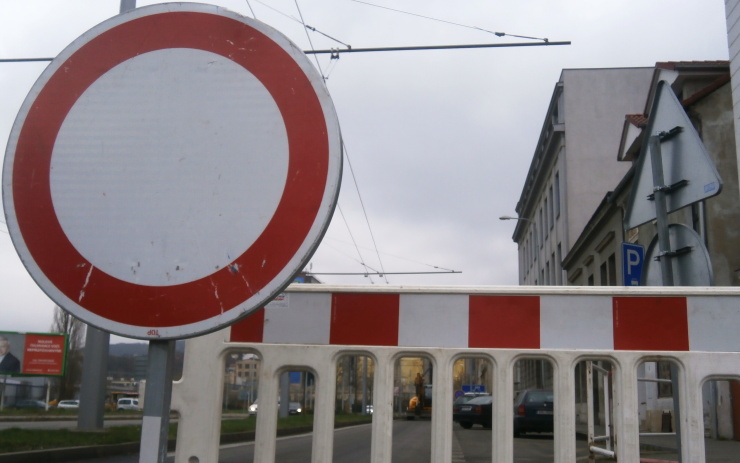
top-left (56, 420), bottom-right (584, 463)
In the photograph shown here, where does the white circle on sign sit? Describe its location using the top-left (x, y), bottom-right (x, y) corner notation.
top-left (50, 49), bottom-right (288, 286)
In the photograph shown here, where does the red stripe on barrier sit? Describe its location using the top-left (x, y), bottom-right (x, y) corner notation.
top-left (229, 308), bottom-right (265, 343)
top-left (330, 293), bottom-right (399, 346)
top-left (613, 297), bottom-right (689, 351)
top-left (468, 295), bottom-right (540, 348)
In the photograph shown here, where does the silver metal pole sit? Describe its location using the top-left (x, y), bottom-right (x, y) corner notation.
top-left (77, 326), bottom-right (110, 430)
top-left (648, 134), bottom-right (681, 461)
top-left (120, 0), bottom-right (136, 13)
top-left (139, 340), bottom-right (176, 463)
top-left (648, 135), bottom-right (675, 285)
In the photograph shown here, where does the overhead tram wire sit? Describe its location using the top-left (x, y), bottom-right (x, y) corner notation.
top-left (336, 205), bottom-right (376, 283)
top-left (305, 41), bottom-right (570, 56)
top-left (340, 140), bottom-right (389, 283)
top-left (2, 39), bottom-right (570, 65)
top-left (349, 0), bottom-right (552, 42)
top-left (307, 271), bottom-right (462, 276)
top-left (293, 0), bottom-right (325, 79)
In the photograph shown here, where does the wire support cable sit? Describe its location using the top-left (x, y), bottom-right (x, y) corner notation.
top-left (350, 0), bottom-right (551, 42)
top-left (341, 141), bottom-right (389, 283)
top-left (305, 41), bottom-right (570, 55)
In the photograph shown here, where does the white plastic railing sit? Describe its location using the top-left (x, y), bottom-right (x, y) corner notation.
top-left (170, 285), bottom-right (740, 463)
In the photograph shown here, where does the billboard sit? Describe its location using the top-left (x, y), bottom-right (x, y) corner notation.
top-left (0, 332), bottom-right (67, 376)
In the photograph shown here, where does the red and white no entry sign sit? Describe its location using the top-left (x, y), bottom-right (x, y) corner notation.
top-left (2, 4), bottom-right (342, 339)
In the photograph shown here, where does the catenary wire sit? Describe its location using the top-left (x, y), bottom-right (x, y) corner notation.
top-left (341, 140), bottom-right (389, 283)
top-left (336, 205), bottom-right (376, 283)
top-left (349, 0), bottom-right (549, 42)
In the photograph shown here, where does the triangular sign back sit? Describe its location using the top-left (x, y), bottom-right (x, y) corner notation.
top-left (624, 80), bottom-right (722, 230)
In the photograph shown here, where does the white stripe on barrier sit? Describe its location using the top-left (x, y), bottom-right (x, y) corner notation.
top-left (398, 294), bottom-right (468, 347)
top-left (540, 295), bottom-right (614, 350)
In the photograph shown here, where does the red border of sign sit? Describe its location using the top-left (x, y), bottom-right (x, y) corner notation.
top-left (10, 11), bottom-right (330, 329)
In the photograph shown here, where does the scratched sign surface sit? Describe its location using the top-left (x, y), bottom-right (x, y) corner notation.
top-left (2, 4), bottom-right (342, 339)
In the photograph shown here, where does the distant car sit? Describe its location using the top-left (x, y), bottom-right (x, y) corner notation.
top-left (288, 402), bottom-right (302, 415)
top-left (453, 395), bottom-right (492, 429)
top-left (513, 389), bottom-right (554, 437)
top-left (248, 400), bottom-right (302, 415)
top-left (453, 392), bottom-right (489, 406)
top-left (57, 400), bottom-right (80, 409)
top-left (14, 399), bottom-right (46, 409)
top-left (117, 398), bottom-right (140, 411)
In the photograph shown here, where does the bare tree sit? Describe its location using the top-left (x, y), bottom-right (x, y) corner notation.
top-left (50, 307), bottom-right (86, 400)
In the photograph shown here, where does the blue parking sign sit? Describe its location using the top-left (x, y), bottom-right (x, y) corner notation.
top-left (621, 242), bottom-right (645, 286)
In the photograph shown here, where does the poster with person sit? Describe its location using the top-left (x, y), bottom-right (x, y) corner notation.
top-left (0, 333), bottom-right (23, 374)
top-left (0, 332), bottom-right (67, 376)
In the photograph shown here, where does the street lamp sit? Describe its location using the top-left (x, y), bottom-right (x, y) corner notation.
top-left (499, 215), bottom-right (532, 222)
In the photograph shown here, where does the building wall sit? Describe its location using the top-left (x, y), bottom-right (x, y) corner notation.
top-left (631, 80), bottom-right (740, 287)
top-left (726, 0), bottom-right (740, 196)
top-left (561, 68), bottom-right (653, 252)
top-left (514, 68), bottom-right (652, 285)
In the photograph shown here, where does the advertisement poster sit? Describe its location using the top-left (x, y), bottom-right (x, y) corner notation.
top-left (0, 332), bottom-right (67, 376)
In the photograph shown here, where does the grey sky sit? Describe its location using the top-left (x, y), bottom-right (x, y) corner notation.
top-left (0, 0), bottom-right (730, 338)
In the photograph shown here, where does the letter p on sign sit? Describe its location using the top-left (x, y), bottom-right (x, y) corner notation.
top-left (621, 242), bottom-right (645, 286)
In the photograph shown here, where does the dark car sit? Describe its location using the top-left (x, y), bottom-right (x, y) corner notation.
top-left (14, 399), bottom-right (46, 409)
top-left (288, 402), bottom-right (302, 415)
top-left (513, 389), bottom-right (554, 436)
top-left (453, 395), bottom-right (492, 429)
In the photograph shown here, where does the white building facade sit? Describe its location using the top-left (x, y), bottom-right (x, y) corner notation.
top-left (512, 68), bottom-right (654, 286)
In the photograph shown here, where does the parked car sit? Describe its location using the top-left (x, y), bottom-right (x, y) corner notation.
top-left (14, 399), bottom-right (46, 409)
top-left (117, 397), bottom-right (140, 411)
top-left (57, 399), bottom-right (80, 409)
top-left (453, 395), bottom-right (493, 429)
top-left (248, 400), bottom-right (302, 415)
top-left (288, 402), bottom-right (302, 415)
top-left (513, 389), bottom-right (554, 437)
top-left (453, 392), bottom-right (489, 406)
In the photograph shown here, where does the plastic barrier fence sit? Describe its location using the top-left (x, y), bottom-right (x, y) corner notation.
top-left (171, 285), bottom-right (740, 463)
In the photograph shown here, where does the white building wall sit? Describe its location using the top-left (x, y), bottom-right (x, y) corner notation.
top-left (561, 68), bottom-right (653, 252)
top-left (515, 68), bottom-right (653, 285)
top-left (727, 0), bottom-right (740, 195)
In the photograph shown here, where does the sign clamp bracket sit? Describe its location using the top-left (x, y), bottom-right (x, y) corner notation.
top-left (653, 246), bottom-right (692, 261)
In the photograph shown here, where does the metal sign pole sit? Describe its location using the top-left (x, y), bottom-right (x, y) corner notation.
top-left (139, 340), bottom-right (176, 463)
top-left (648, 135), bottom-right (675, 285)
top-left (648, 134), bottom-right (682, 462)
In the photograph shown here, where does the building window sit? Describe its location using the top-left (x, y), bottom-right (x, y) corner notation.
top-left (600, 262), bottom-right (607, 285)
top-left (608, 254), bottom-right (617, 286)
top-left (554, 172), bottom-right (561, 218)
top-left (657, 361), bottom-right (673, 398)
top-left (539, 208), bottom-right (544, 246)
top-left (548, 186), bottom-right (554, 229)
top-left (544, 199), bottom-right (549, 238)
top-left (545, 261), bottom-right (550, 284)
top-left (587, 274), bottom-right (594, 286)
top-left (556, 244), bottom-right (562, 285)
top-left (551, 252), bottom-right (556, 284)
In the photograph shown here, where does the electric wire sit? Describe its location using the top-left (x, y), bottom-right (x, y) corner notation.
top-left (349, 0), bottom-right (550, 42)
top-left (341, 141), bottom-right (389, 283)
top-left (323, 237), bottom-right (459, 273)
top-left (244, 0), bottom-right (257, 19)
top-left (320, 240), bottom-right (383, 278)
top-left (336, 205), bottom-right (376, 283)
top-left (293, 0), bottom-right (325, 79)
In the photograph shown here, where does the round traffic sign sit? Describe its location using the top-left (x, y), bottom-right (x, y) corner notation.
top-left (3, 4), bottom-right (342, 339)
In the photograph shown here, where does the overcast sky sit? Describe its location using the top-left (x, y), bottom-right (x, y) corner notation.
top-left (0, 0), bottom-right (730, 340)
